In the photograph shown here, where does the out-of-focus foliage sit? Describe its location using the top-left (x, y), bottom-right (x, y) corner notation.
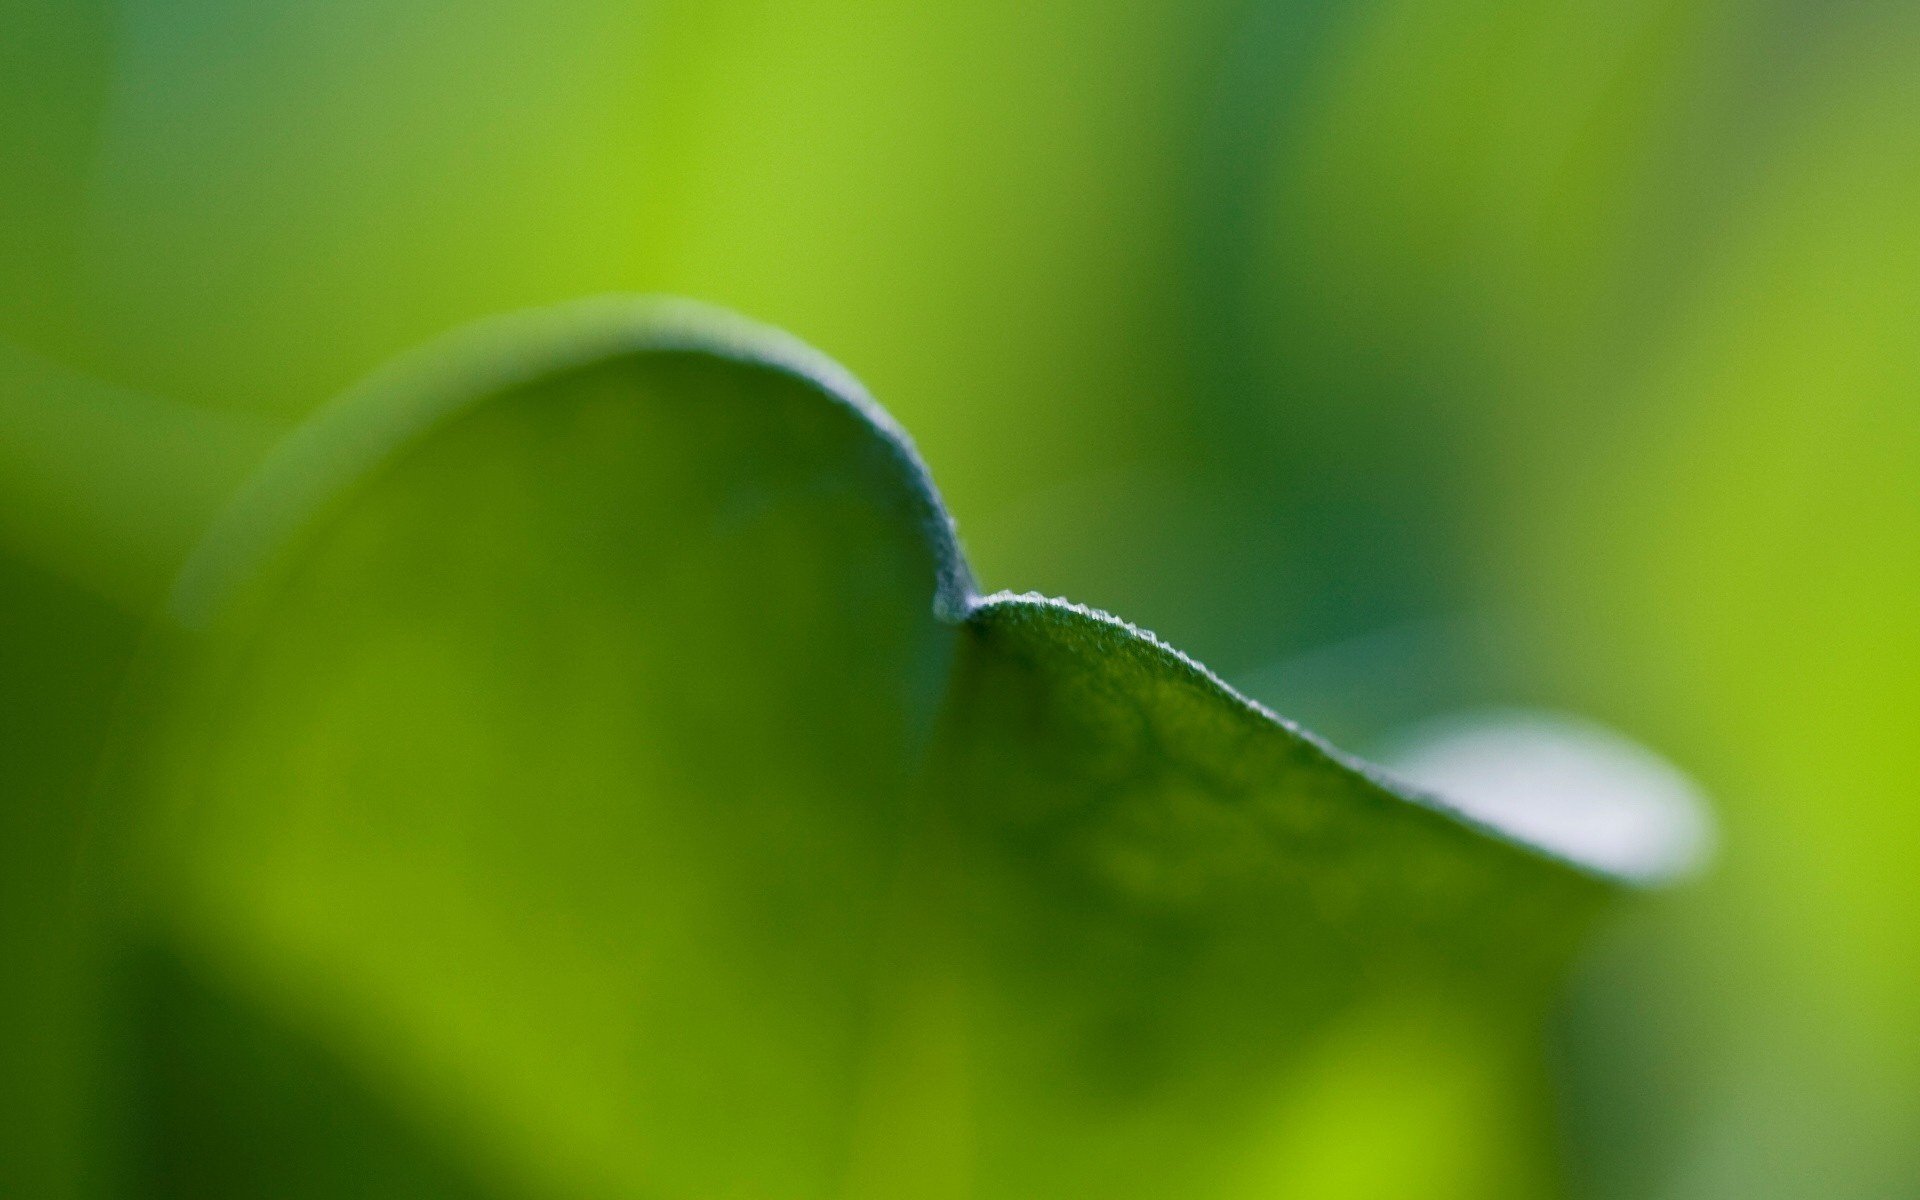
top-left (1507, 35), bottom-right (1920, 1197)
top-left (4, 0), bottom-right (1919, 1196)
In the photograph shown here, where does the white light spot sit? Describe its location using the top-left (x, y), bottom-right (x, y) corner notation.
top-left (1379, 709), bottom-right (1714, 883)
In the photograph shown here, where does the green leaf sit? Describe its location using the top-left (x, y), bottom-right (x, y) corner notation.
top-left (121, 299), bottom-right (1696, 1199)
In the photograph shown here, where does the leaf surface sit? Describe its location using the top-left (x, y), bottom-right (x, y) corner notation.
top-left (128, 299), bottom-right (1693, 1199)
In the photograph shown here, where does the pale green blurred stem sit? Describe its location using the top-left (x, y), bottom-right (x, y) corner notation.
top-left (0, 342), bottom-right (280, 612)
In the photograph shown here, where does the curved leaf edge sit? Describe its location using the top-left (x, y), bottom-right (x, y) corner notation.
top-left (970, 591), bottom-right (1697, 888)
top-left (167, 295), bottom-right (1703, 889)
top-left (167, 295), bottom-right (975, 629)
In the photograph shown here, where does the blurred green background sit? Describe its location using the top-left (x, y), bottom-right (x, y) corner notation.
top-left (4, 0), bottom-right (1918, 1196)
